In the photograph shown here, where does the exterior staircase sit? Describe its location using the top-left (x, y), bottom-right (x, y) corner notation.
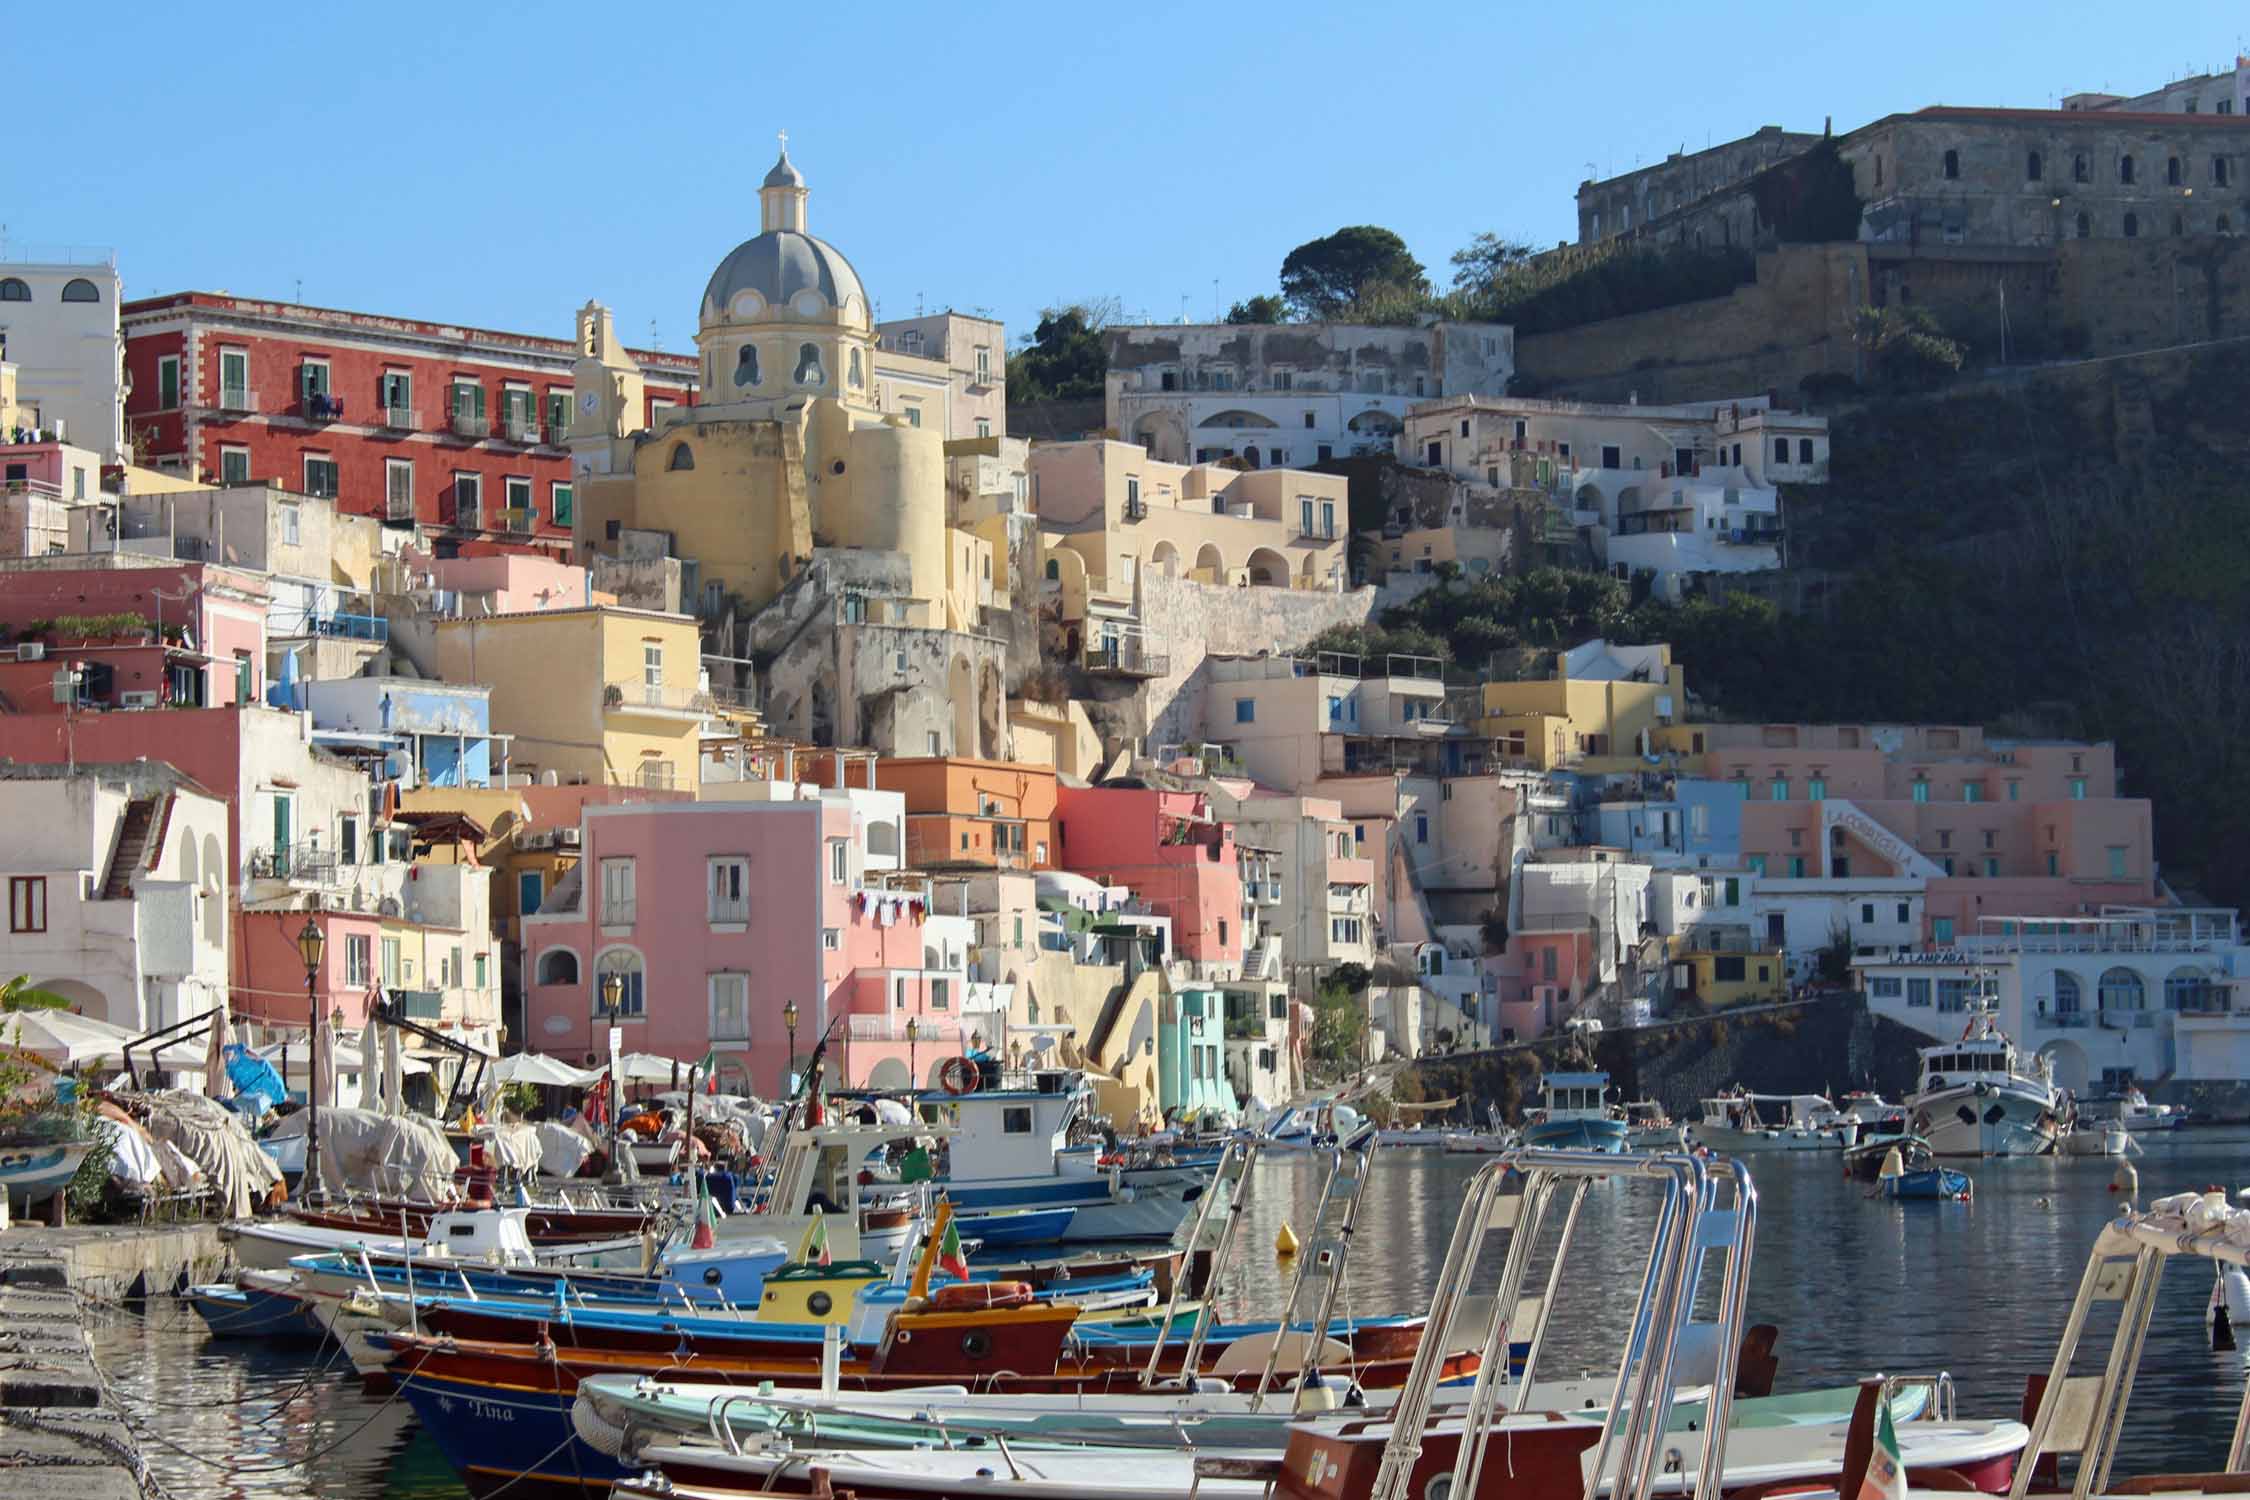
top-left (1240, 940), bottom-right (1277, 982)
top-left (99, 797), bottom-right (159, 900)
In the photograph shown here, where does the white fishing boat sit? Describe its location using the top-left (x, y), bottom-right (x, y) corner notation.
top-left (2080, 1085), bottom-right (2184, 1134)
top-left (1904, 1008), bottom-right (2063, 1158)
top-left (1518, 1072), bottom-right (1627, 1153)
top-left (1686, 1091), bottom-right (1854, 1152)
top-left (1623, 1100), bottom-right (1685, 1152)
top-left (2059, 1120), bottom-right (2132, 1156)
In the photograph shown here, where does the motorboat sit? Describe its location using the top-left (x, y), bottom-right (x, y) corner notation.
top-left (1843, 1134), bottom-right (1936, 1182)
top-left (1256, 1100), bottom-right (1362, 1151)
top-left (1904, 1007), bottom-right (2063, 1157)
top-left (2059, 1120), bottom-right (2132, 1156)
top-left (1879, 1165), bottom-right (1974, 1201)
top-left (1840, 1090), bottom-right (1912, 1138)
top-left (1623, 1100), bottom-right (1685, 1152)
top-left (2078, 1085), bottom-right (2185, 1134)
top-left (1687, 1091), bottom-right (1855, 1152)
top-left (1518, 1071), bottom-right (1627, 1153)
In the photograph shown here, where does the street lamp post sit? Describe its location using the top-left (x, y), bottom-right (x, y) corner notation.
top-left (782, 1000), bottom-right (799, 1097)
top-left (598, 971), bottom-right (623, 1178)
top-left (294, 918), bottom-right (326, 1202)
top-left (906, 1015), bottom-right (920, 1092)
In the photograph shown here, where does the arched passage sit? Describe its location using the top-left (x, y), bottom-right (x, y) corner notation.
top-left (867, 1057), bottom-right (910, 1090)
top-left (1193, 543), bottom-right (1225, 583)
top-left (1149, 540), bottom-right (1181, 577)
top-left (1245, 546), bottom-right (1290, 587)
top-left (2039, 1039), bottom-right (2091, 1094)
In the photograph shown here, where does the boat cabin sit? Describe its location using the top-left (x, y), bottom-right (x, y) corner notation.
top-left (1536, 1072), bottom-right (1614, 1121)
top-left (1915, 1037), bottom-right (2023, 1093)
top-left (419, 1208), bottom-right (539, 1265)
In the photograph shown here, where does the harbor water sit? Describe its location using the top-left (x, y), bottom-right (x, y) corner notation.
top-left (89, 1128), bottom-right (2250, 1498)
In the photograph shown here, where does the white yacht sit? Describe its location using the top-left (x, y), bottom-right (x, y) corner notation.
top-left (1905, 1008), bottom-right (2064, 1157)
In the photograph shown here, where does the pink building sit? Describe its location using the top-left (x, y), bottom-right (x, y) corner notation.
top-left (0, 561), bottom-right (269, 712)
top-left (519, 795), bottom-right (964, 1096)
top-left (1495, 929), bottom-right (1597, 1041)
top-left (1054, 785), bottom-right (1244, 967)
top-left (400, 544), bottom-right (610, 615)
top-left (1689, 725), bottom-right (2154, 942)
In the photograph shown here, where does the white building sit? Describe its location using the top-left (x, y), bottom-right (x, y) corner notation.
top-left (1749, 874), bottom-right (1927, 982)
top-left (1105, 321), bottom-right (1513, 470)
top-left (0, 761), bottom-right (229, 1032)
top-left (1857, 908), bottom-right (2250, 1091)
top-left (1399, 394), bottom-right (1828, 597)
top-left (0, 260), bottom-right (126, 463)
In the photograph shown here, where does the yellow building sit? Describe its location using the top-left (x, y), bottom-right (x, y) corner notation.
top-left (1476, 638), bottom-right (1687, 770)
top-left (1674, 946), bottom-right (1788, 1009)
top-left (567, 146), bottom-right (971, 632)
top-left (433, 606), bottom-right (707, 792)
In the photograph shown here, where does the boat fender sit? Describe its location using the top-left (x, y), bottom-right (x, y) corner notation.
top-left (2213, 1268), bottom-right (2250, 1351)
top-left (1973, 1082), bottom-right (1990, 1097)
top-left (929, 1280), bottom-right (1034, 1312)
top-left (2110, 1160), bottom-right (2139, 1210)
top-left (569, 1396), bottom-right (632, 1459)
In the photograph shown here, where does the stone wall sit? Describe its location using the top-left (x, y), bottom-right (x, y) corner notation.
top-left (1131, 574), bottom-right (1383, 753)
top-left (1401, 995), bottom-right (1931, 1124)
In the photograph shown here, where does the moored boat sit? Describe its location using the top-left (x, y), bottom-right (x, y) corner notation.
top-left (1519, 1072), bottom-right (1627, 1153)
top-left (1904, 1008), bottom-right (2063, 1157)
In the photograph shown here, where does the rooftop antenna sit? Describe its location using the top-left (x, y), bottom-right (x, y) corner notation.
top-left (649, 319), bottom-right (662, 352)
top-left (294, 277), bottom-right (303, 303)
top-left (1212, 278), bottom-right (1220, 320)
top-left (916, 291), bottom-right (925, 317)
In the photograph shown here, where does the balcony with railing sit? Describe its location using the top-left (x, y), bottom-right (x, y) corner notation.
top-left (377, 405), bottom-right (419, 431)
top-left (1085, 638), bottom-right (1169, 679)
top-left (604, 679), bottom-right (714, 720)
top-left (450, 412), bottom-right (492, 439)
top-left (503, 417), bottom-right (543, 445)
top-left (249, 843), bottom-right (340, 886)
top-left (295, 611), bottom-right (388, 643)
top-left (216, 386), bottom-right (257, 413)
top-left (393, 988), bottom-right (443, 1021)
top-left (298, 391), bottom-right (345, 424)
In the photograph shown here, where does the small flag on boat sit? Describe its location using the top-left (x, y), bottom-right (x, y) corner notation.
top-left (1857, 1397), bottom-right (1906, 1500)
top-left (936, 1214), bottom-right (970, 1282)
top-left (799, 1211), bottom-right (832, 1267)
top-left (690, 1175), bottom-right (718, 1251)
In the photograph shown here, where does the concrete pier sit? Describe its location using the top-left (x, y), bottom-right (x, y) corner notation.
top-left (0, 1223), bottom-right (234, 1497)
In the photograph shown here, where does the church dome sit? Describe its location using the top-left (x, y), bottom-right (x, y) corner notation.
top-left (702, 231), bottom-right (865, 321)
top-left (700, 142), bottom-right (867, 327)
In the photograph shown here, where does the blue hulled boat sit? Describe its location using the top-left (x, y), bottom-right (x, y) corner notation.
top-left (1519, 1071), bottom-right (1629, 1153)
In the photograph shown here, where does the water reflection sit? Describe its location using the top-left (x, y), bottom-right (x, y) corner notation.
top-left (86, 1129), bottom-right (2250, 1497)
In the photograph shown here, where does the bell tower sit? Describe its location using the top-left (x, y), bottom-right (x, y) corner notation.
top-left (569, 301), bottom-right (645, 442)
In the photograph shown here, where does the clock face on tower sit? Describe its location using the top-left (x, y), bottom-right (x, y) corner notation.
top-left (579, 391), bottom-right (599, 413)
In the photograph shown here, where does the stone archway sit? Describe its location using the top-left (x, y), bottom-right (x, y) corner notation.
top-left (1245, 546), bottom-right (1290, 587)
top-left (2038, 1039), bottom-right (2091, 1094)
top-left (1193, 543), bottom-right (1225, 583)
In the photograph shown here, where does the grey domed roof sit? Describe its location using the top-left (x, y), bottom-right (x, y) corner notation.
top-left (763, 147), bottom-right (805, 189)
top-left (701, 230), bottom-right (866, 321)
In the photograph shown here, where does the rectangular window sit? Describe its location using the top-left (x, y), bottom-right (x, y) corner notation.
top-left (1769, 777), bottom-right (1787, 801)
top-left (385, 459), bottom-right (414, 518)
top-left (1125, 476), bottom-right (1140, 512)
top-left (1932, 917), bottom-right (1955, 944)
top-left (931, 977), bottom-right (951, 1011)
top-left (505, 475), bottom-right (533, 528)
top-left (822, 927), bottom-right (840, 951)
top-left (158, 355), bottom-right (180, 410)
top-left (218, 446), bottom-right (251, 486)
top-left (552, 482), bottom-right (573, 526)
top-left (1774, 438), bottom-right (1789, 464)
top-left (547, 390), bottom-right (570, 438)
top-left (343, 934), bottom-right (371, 986)
top-left (1002, 1106), bottom-right (1034, 1134)
top-left (2069, 777), bottom-right (2088, 800)
top-left (1861, 902), bottom-right (1875, 924)
top-left (1906, 977), bottom-right (1932, 1007)
top-left (1299, 498), bottom-right (1314, 534)
top-left (1896, 902), bottom-right (1910, 923)
top-left (1806, 777), bottom-right (1826, 800)
top-left (1788, 856), bottom-right (1806, 878)
top-left (1937, 979), bottom-right (1971, 1013)
top-left (380, 936), bottom-right (401, 985)
top-left (453, 472), bottom-right (482, 529)
top-left (1912, 780), bottom-right (1929, 804)
top-left (7, 876), bottom-right (45, 934)
top-left (518, 870), bottom-right (544, 917)
top-left (1234, 698), bottom-right (1254, 724)
top-left (219, 348), bottom-right (249, 406)
top-left (1871, 976), bottom-right (1902, 999)
top-left (1415, 813), bottom-right (1429, 844)
top-left (279, 502), bottom-right (302, 545)
top-left (381, 370), bottom-right (413, 417)
top-left (474, 953), bottom-right (488, 989)
top-left (1320, 500), bottom-right (1336, 538)
top-left (600, 857), bottom-right (637, 926)
top-left (710, 973), bottom-right (750, 1040)
top-left (1985, 857), bottom-right (2001, 877)
top-left (1600, 445), bottom-right (1621, 470)
top-left (2106, 845), bottom-right (2127, 878)
top-left (301, 458), bottom-right (337, 500)
top-left (450, 378), bottom-right (487, 427)
top-left (641, 641), bottom-right (662, 689)
top-left (829, 840), bottom-right (847, 884)
top-left (299, 359), bottom-right (330, 401)
top-left (708, 856), bottom-right (749, 924)
top-left (1963, 781), bottom-right (1982, 803)
top-left (600, 967), bottom-right (646, 1017)
top-left (1798, 438), bottom-right (1814, 464)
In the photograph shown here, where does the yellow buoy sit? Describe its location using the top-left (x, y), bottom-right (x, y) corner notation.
top-left (1275, 1221), bottom-right (1300, 1258)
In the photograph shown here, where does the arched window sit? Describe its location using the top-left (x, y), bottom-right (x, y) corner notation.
top-left (794, 342), bottom-right (824, 386)
top-left (2167, 156), bottom-right (2183, 186)
top-left (2123, 212), bottom-right (2140, 239)
top-left (847, 347), bottom-right (864, 389)
top-left (2026, 150), bottom-right (2043, 182)
top-left (2073, 153), bottom-right (2089, 183)
top-left (2053, 971), bottom-right (2082, 1014)
top-left (0, 277), bottom-right (28, 301)
top-left (1044, 558), bottom-right (1060, 581)
top-left (2165, 965), bottom-right (2210, 1011)
top-left (59, 278), bottom-right (99, 303)
top-left (2097, 967), bottom-right (2145, 1012)
top-left (536, 948), bottom-right (581, 986)
top-left (2076, 212), bottom-right (2092, 239)
top-left (1943, 149), bottom-right (1960, 180)
top-left (2119, 154), bottom-right (2136, 184)
top-left (734, 345), bottom-right (760, 388)
top-left (667, 442), bottom-right (695, 471)
top-left (594, 947), bottom-right (646, 1016)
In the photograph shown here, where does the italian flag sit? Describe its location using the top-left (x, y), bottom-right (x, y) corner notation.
top-left (689, 1175), bottom-right (718, 1251)
top-left (800, 1211), bottom-right (832, 1267)
top-left (936, 1215), bottom-right (970, 1282)
top-left (1856, 1399), bottom-right (1906, 1500)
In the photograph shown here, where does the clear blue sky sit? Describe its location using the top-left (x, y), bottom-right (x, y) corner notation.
top-left (6, 2), bottom-right (2242, 353)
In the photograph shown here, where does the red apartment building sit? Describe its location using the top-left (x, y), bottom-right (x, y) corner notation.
top-left (119, 294), bottom-right (696, 555)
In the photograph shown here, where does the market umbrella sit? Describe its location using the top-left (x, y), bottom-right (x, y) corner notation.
top-left (493, 1052), bottom-right (600, 1087)
top-left (357, 1013), bottom-right (381, 1112)
top-left (615, 1052), bottom-right (686, 1083)
top-left (0, 1009), bottom-right (135, 1067)
top-left (381, 1024), bottom-right (406, 1118)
